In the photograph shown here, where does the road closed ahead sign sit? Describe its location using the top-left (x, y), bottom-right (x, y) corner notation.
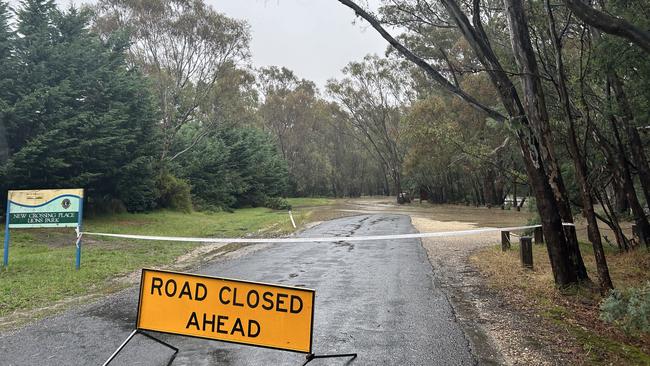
top-left (136, 269), bottom-right (315, 353)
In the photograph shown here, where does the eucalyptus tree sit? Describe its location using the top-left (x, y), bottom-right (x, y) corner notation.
top-left (528, 0), bottom-right (650, 253)
top-left (337, 0), bottom-right (589, 286)
top-left (403, 73), bottom-right (523, 207)
top-left (327, 55), bottom-right (413, 202)
top-left (256, 66), bottom-right (330, 195)
top-left (319, 102), bottom-right (387, 197)
top-left (94, 0), bottom-right (250, 164)
top-left (257, 66), bottom-right (386, 197)
top-left (257, 67), bottom-right (317, 162)
top-left (532, 0), bottom-right (614, 290)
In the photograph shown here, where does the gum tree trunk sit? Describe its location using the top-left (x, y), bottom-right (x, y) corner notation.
top-left (609, 74), bottom-right (650, 208)
top-left (503, 0), bottom-right (587, 284)
top-left (605, 79), bottom-right (650, 248)
top-left (546, 0), bottom-right (613, 292)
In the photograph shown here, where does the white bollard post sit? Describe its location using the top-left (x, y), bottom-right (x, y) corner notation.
top-left (289, 210), bottom-right (297, 229)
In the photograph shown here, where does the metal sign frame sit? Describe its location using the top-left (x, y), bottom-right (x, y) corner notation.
top-left (3, 189), bottom-right (84, 269)
top-left (104, 269), bottom-right (357, 365)
top-left (135, 268), bottom-right (316, 353)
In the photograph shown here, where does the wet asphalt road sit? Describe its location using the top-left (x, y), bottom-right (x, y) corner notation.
top-left (0, 214), bottom-right (475, 365)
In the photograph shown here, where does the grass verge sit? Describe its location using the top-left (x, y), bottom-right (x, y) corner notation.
top-left (471, 241), bottom-right (650, 365)
top-left (0, 200), bottom-right (336, 321)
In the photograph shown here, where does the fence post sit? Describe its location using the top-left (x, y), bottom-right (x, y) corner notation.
top-left (520, 236), bottom-right (533, 269)
top-left (501, 231), bottom-right (510, 251)
top-left (534, 226), bottom-right (544, 245)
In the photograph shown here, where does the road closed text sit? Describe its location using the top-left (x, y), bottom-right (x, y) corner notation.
top-left (136, 269), bottom-right (314, 353)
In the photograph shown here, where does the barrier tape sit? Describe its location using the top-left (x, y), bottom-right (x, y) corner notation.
top-left (79, 223), bottom-right (574, 244)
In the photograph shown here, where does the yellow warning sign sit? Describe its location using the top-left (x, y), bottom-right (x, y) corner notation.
top-left (136, 269), bottom-right (315, 353)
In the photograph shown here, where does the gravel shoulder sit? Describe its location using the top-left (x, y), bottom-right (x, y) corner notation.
top-left (411, 216), bottom-right (572, 365)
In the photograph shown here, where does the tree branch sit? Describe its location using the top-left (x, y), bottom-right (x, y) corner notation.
top-left (338, 0), bottom-right (508, 123)
top-left (564, 0), bottom-right (650, 53)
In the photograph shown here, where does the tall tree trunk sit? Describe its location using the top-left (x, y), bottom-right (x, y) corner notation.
top-left (504, 0), bottom-right (588, 282)
top-left (495, 174), bottom-right (505, 206)
top-left (592, 124), bottom-right (641, 251)
top-left (394, 171), bottom-right (404, 204)
top-left (605, 81), bottom-right (650, 248)
top-left (484, 169), bottom-right (497, 207)
top-left (513, 179), bottom-right (518, 209)
top-left (518, 132), bottom-right (579, 285)
top-left (613, 177), bottom-right (630, 214)
top-left (546, 0), bottom-right (613, 292)
top-left (380, 164), bottom-right (391, 196)
top-left (594, 188), bottom-right (631, 251)
top-left (609, 74), bottom-right (650, 208)
top-left (518, 186), bottom-right (529, 211)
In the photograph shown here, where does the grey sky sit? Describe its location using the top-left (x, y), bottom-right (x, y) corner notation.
top-left (14, 0), bottom-right (389, 90)
top-left (207, 0), bottom-right (388, 90)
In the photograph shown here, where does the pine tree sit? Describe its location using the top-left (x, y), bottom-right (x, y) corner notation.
top-left (175, 125), bottom-right (288, 210)
top-left (2, 4), bottom-right (161, 212)
top-left (0, 0), bottom-right (14, 184)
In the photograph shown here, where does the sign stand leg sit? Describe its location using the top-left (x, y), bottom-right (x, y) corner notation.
top-left (75, 196), bottom-right (84, 270)
top-left (3, 198), bottom-right (10, 267)
top-left (2, 227), bottom-right (8, 267)
top-left (103, 330), bottom-right (179, 366)
top-left (75, 232), bottom-right (82, 270)
top-left (302, 352), bottom-right (357, 365)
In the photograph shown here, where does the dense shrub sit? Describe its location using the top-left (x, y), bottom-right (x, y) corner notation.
top-left (264, 197), bottom-right (292, 211)
top-left (156, 172), bottom-right (192, 212)
top-left (600, 282), bottom-right (650, 334)
top-left (174, 125), bottom-right (288, 210)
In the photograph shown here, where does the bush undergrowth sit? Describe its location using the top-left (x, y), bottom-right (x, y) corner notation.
top-left (600, 282), bottom-right (650, 335)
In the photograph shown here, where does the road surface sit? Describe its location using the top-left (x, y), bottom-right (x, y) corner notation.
top-left (0, 214), bottom-right (476, 365)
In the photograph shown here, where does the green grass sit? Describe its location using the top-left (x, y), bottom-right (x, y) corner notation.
top-left (560, 319), bottom-right (650, 365)
top-left (0, 230), bottom-right (197, 318)
top-left (86, 208), bottom-right (299, 237)
top-left (541, 301), bottom-right (650, 365)
top-left (0, 202), bottom-right (337, 320)
top-left (286, 197), bottom-right (336, 208)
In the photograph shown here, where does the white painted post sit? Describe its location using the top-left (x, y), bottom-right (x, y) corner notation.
top-left (289, 210), bottom-right (296, 229)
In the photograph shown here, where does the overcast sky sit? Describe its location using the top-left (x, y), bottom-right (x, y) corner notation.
top-left (15, 0), bottom-right (389, 90)
top-left (207, 0), bottom-right (388, 90)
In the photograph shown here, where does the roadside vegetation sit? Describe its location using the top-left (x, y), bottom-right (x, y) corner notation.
top-left (472, 242), bottom-right (650, 364)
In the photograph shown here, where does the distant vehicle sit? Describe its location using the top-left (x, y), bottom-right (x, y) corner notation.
top-left (398, 192), bottom-right (411, 204)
